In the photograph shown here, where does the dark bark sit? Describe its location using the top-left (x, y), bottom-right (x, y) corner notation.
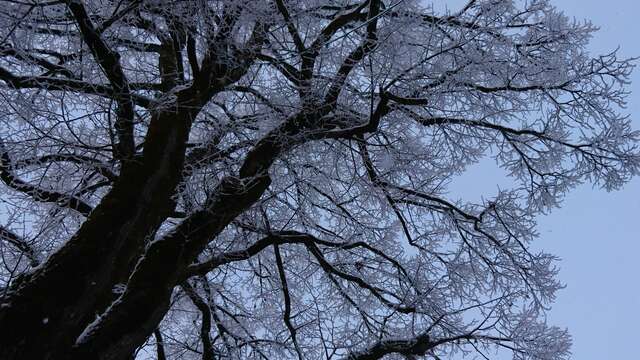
top-left (154, 329), bottom-right (167, 360)
top-left (182, 283), bottom-right (215, 360)
top-left (0, 104), bottom-right (194, 359)
top-left (66, 0), bottom-right (136, 159)
top-left (68, 173), bottom-right (271, 359)
top-left (345, 333), bottom-right (432, 360)
top-left (0, 226), bottom-right (39, 267)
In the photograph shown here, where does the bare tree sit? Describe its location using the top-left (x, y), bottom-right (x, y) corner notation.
top-left (0, 0), bottom-right (637, 359)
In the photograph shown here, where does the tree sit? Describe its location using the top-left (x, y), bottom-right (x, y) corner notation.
top-left (0, 0), bottom-right (637, 358)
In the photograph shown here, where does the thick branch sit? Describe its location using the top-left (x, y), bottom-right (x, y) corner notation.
top-left (181, 283), bottom-right (215, 360)
top-left (66, 0), bottom-right (136, 158)
top-left (274, 0), bottom-right (306, 53)
top-left (344, 333), bottom-right (432, 360)
top-left (13, 153), bottom-right (117, 181)
top-left (274, 244), bottom-right (303, 358)
top-left (0, 65), bottom-right (152, 108)
top-left (0, 225), bottom-right (39, 267)
top-left (153, 329), bottom-right (167, 360)
top-left (324, 0), bottom-right (381, 106)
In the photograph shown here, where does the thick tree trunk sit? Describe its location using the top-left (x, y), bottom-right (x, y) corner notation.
top-left (0, 5), bottom-right (269, 355)
top-left (70, 174), bottom-right (271, 359)
top-left (0, 83), bottom-right (303, 359)
top-left (0, 107), bottom-right (277, 359)
top-left (0, 105), bottom-right (195, 359)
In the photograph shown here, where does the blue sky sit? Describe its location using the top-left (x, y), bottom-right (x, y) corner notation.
top-left (536, 1), bottom-right (640, 358)
top-left (439, 0), bottom-right (640, 358)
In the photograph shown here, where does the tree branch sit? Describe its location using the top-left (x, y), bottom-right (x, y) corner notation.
top-left (181, 282), bottom-right (215, 360)
top-left (0, 65), bottom-right (152, 108)
top-left (344, 333), bottom-right (432, 360)
top-left (0, 225), bottom-right (39, 267)
top-left (66, 0), bottom-right (136, 158)
top-left (273, 244), bottom-right (303, 359)
top-left (0, 138), bottom-right (93, 217)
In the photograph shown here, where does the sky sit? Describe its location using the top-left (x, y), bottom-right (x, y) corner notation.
top-left (535, 1), bottom-right (640, 358)
top-left (435, 0), bottom-right (640, 359)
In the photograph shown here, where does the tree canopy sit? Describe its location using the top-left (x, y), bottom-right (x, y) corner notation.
top-left (0, 0), bottom-right (637, 359)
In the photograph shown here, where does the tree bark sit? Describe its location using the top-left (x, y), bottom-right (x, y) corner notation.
top-left (0, 92), bottom-right (276, 359)
top-left (0, 102), bottom-right (196, 359)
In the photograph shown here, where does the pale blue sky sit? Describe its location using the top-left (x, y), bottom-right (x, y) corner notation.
top-left (537, 1), bottom-right (640, 358)
top-left (441, 0), bottom-right (640, 359)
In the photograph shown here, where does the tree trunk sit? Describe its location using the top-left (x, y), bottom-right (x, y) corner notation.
top-left (0, 92), bottom-right (276, 358)
top-left (0, 106), bottom-right (194, 359)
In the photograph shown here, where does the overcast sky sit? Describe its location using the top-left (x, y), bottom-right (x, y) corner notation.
top-left (432, 0), bottom-right (640, 359)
